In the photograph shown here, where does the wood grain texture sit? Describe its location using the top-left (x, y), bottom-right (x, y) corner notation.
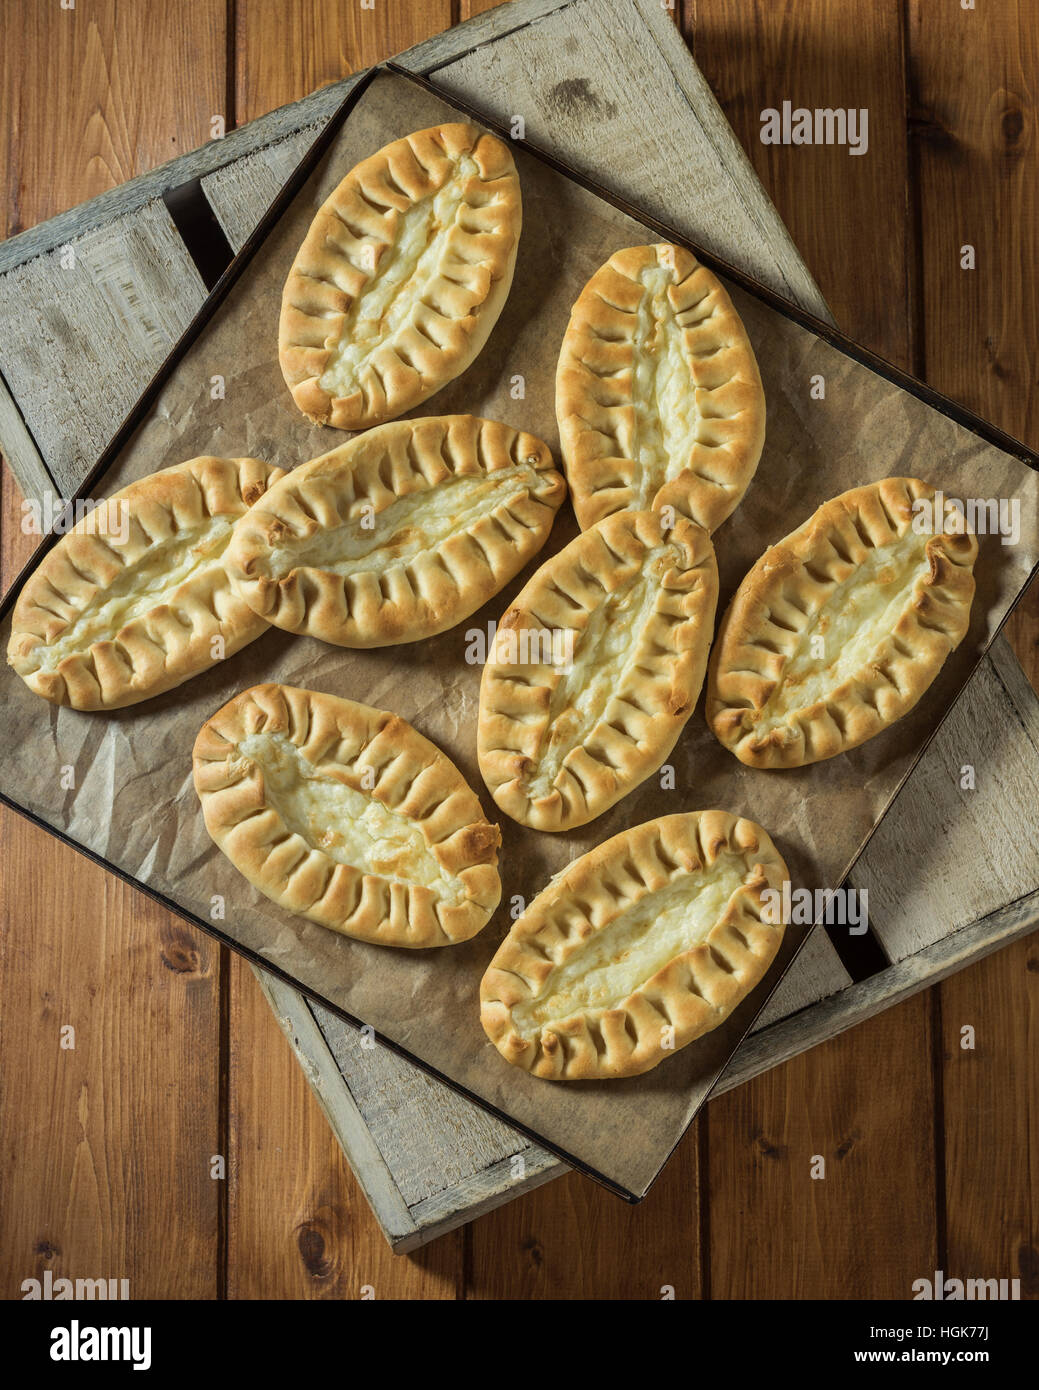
top-left (706, 1000), bottom-right (937, 1298)
top-left (438, 0), bottom-right (829, 314)
top-left (203, 0), bottom-right (852, 1251)
top-left (688, 0), bottom-right (908, 359)
top-left (938, 938), bottom-right (1039, 1298)
top-left (0, 0), bottom-right (227, 1303)
top-left (0, 204), bottom-right (206, 495)
top-left (688, 0), bottom-right (938, 1299)
top-left (226, 960), bottom-right (461, 1297)
top-left (468, 1124), bottom-right (704, 1299)
top-left (858, 655), bottom-right (1039, 958)
top-left (233, 0), bottom-right (452, 120)
top-left (202, 124), bottom-right (329, 248)
top-left (907, 0), bottom-right (1039, 1299)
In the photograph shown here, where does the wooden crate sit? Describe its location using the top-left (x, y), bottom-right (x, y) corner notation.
top-left (0, 0), bottom-right (1036, 1251)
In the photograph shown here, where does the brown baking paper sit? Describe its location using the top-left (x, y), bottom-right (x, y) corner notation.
top-left (2, 71), bottom-right (1036, 1198)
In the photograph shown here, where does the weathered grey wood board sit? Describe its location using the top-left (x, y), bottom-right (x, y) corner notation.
top-left (0, 0), bottom-right (1036, 1248)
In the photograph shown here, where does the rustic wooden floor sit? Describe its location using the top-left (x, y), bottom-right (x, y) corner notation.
top-left (1, 0), bottom-right (1036, 1299)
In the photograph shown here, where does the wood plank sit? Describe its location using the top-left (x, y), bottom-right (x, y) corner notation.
top-left (0, 202), bottom-right (207, 496)
top-left (0, 0), bottom-right (226, 1300)
top-left (687, 0), bottom-right (908, 358)
top-left (226, 962), bottom-right (460, 1296)
top-left (0, 1), bottom-right (574, 275)
top-left (436, 0), bottom-right (830, 315)
top-left (688, 0), bottom-right (938, 1299)
top-left (202, 126), bottom-right (329, 249)
top-left (713, 888), bottom-right (1039, 1093)
top-left (857, 653), bottom-right (1039, 959)
top-left (313, 1003), bottom-right (539, 1210)
top-left (707, 1002), bottom-right (938, 1298)
top-left (234, 0), bottom-right (451, 116)
top-left (468, 1123), bottom-right (704, 1298)
top-left (908, 0), bottom-right (1039, 1297)
top-left (750, 924), bottom-right (851, 1030)
top-left (0, 374), bottom-right (53, 503)
top-left (938, 941), bottom-right (1039, 1296)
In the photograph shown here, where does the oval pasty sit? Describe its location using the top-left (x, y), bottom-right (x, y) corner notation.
top-left (224, 416), bottom-right (565, 647)
top-left (707, 477), bottom-right (979, 768)
top-left (7, 456), bottom-right (284, 710)
top-left (193, 684), bottom-right (502, 948)
top-left (555, 243), bottom-right (765, 535)
top-left (478, 509), bottom-right (718, 831)
top-left (279, 122), bottom-right (522, 430)
top-left (480, 810), bottom-right (789, 1080)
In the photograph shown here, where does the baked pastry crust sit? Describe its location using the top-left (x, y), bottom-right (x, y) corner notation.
top-left (478, 508), bottom-right (718, 831)
top-left (193, 683), bottom-right (501, 947)
top-left (481, 810), bottom-right (789, 1080)
top-left (706, 477), bottom-right (978, 768)
top-left (279, 122), bottom-right (521, 430)
top-left (7, 457), bottom-right (284, 711)
top-left (224, 415), bottom-right (565, 647)
top-left (556, 243), bottom-right (765, 534)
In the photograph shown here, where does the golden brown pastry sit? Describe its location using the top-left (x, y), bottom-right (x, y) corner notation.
top-left (556, 242), bottom-right (765, 534)
top-left (193, 683), bottom-right (501, 947)
top-left (224, 416), bottom-right (565, 647)
top-left (481, 810), bottom-right (789, 1079)
top-left (707, 477), bottom-right (978, 767)
top-left (478, 508), bottom-right (718, 830)
top-left (279, 123), bottom-right (521, 429)
top-left (7, 456), bottom-right (284, 710)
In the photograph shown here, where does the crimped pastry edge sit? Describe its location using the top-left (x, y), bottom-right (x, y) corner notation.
top-left (480, 809), bottom-right (789, 1080)
top-left (279, 122), bottom-right (521, 430)
top-left (192, 682), bottom-right (502, 948)
top-left (7, 456), bottom-right (284, 711)
top-left (555, 242), bottom-right (765, 535)
top-left (478, 507), bottom-right (719, 831)
top-left (705, 476), bottom-right (979, 768)
top-left (224, 415), bottom-right (565, 648)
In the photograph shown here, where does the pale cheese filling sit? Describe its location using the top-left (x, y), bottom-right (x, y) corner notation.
top-left (236, 732), bottom-right (463, 904)
top-left (756, 533), bottom-right (932, 727)
top-left (318, 154), bottom-right (479, 400)
top-left (512, 858), bottom-right (747, 1035)
top-left (34, 517), bottom-right (236, 673)
top-left (262, 465), bottom-right (540, 580)
top-left (630, 265), bottom-right (698, 506)
top-left (525, 550), bottom-right (666, 799)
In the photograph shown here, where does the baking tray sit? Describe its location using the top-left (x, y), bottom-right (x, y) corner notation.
top-left (1, 66), bottom-right (1036, 1200)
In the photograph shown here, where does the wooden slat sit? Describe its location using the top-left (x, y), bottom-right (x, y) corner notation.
top-left (0, 203), bottom-right (206, 496)
top-left (468, 1124), bottom-right (704, 1298)
top-left (437, 0), bottom-right (829, 315)
top-left (226, 962), bottom-right (460, 1296)
top-left (0, 0), bottom-right (226, 1301)
top-left (708, 1002), bottom-right (938, 1298)
top-left (857, 651), bottom-right (1039, 959)
top-left (0, 374), bottom-right (52, 503)
top-left (202, 125), bottom-right (329, 248)
top-left (938, 942), bottom-right (1039, 1297)
top-left (0, 0), bottom-right (1034, 1278)
top-left (689, 0), bottom-right (938, 1298)
top-left (907, 0), bottom-right (1039, 1297)
top-left (233, 0), bottom-right (451, 117)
